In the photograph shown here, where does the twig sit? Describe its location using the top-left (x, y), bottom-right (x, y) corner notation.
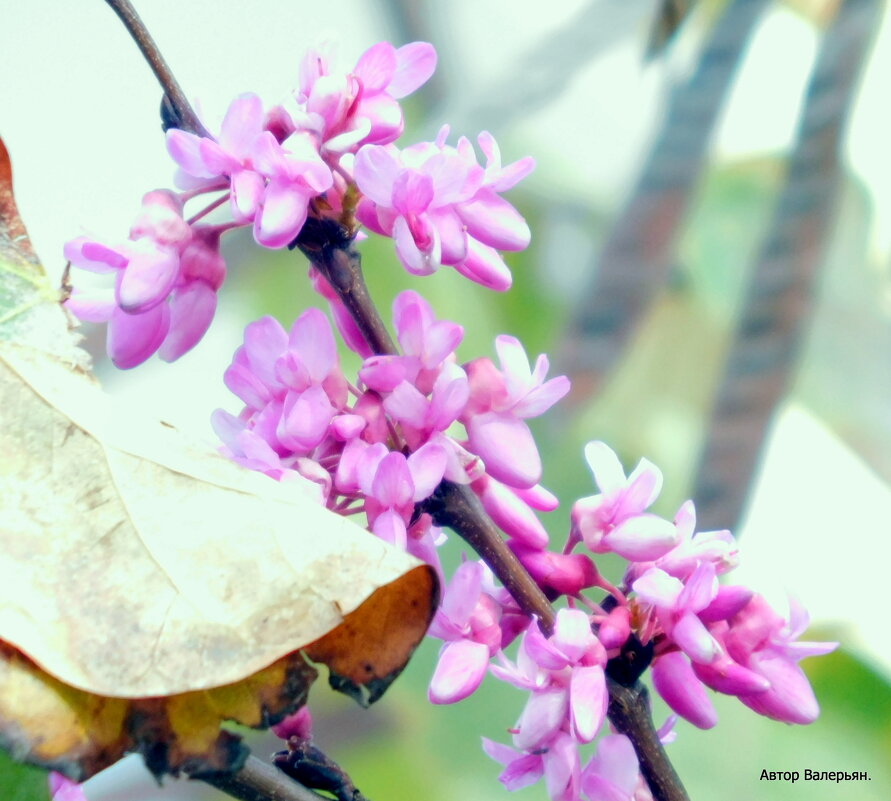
top-left (200, 755), bottom-right (331, 801)
top-left (293, 218), bottom-right (398, 356)
top-left (691, 0), bottom-right (882, 530)
top-left (103, 0), bottom-right (210, 138)
top-left (559, 0), bottom-right (771, 398)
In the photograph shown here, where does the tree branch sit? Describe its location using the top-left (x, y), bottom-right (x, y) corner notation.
top-left (691, 0), bottom-right (882, 530)
top-left (200, 755), bottom-right (332, 801)
top-left (104, 0), bottom-right (210, 138)
top-left (293, 218), bottom-right (397, 356)
top-left (559, 0), bottom-right (771, 398)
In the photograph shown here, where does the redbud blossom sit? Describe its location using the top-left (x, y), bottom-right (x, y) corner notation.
top-left (64, 192), bottom-right (226, 368)
top-left (571, 441), bottom-right (678, 561)
top-left (355, 128), bottom-right (533, 287)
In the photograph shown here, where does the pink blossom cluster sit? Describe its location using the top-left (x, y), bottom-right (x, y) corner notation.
top-left (212, 290), bottom-right (568, 574)
top-left (64, 41), bottom-right (534, 368)
top-left (420, 442), bottom-right (837, 801)
top-left (61, 35), bottom-right (840, 801)
top-left (64, 190), bottom-right (225, 368)
top-left (210, 276), bottom-right (836, 801)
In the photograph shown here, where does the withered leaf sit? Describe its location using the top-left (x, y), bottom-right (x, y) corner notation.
top-left (0, 137), bottom-right (437, 781)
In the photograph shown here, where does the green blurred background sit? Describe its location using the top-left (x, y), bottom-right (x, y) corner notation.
top-left (2, 0), bottom-right (890, 799)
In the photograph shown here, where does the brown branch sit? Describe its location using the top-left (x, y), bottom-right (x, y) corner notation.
top-left (103, 0), bottom-right (210, 138)
top-left (559, 0), bottom-right (771, 399)
top-left (199, 755), bottom-right (332, 801)
top-left (293, 218), bottom-right (398, 356)
top-left (691, 0), bottom-right (882, 530)
top-left (423, 481), bottom-right (556, 632)
top-left (607, 681), bottom-right (686, 799)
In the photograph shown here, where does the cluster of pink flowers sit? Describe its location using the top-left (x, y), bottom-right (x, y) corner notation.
top-left (64, 41), bottom-right (534, 368)
top-left (207, 284), bottom-right (835, 801)
top-left (64, 190), bottom-right (226, 368)
top-left (421, 442), bottom-right (837, 800)
top-left (62, 35), bottom-right (838, 801)
top-left (212, 290), bottom-right (568, 576)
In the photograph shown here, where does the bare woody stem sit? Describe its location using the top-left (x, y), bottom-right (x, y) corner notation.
top-left (293, 219), bottom-right (397, 355)
top-left (104, 0), bottom-right (210, 138)
top-left (302, 220), bottom-right (689, 801)
top-left (200, 756), bottom-right (332, 801)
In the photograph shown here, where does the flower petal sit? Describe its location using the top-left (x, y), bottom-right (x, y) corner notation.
top-left (158, 280), bottom-right (217, 361)
top-left (652, 652), bottom-right (718, 729)
top-left (107, 303), bottom-right (170, 369)
top-left (389, 42), bottom-right (437, 99)
top-left (428, 639), bottom-right (490, 704)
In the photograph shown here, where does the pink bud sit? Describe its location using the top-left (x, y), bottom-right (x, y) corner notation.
top-left (652, 652), bottom-right (718, 729)
top-left (272, 706), bottom-right (314, 740)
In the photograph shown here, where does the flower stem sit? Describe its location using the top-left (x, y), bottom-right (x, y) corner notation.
top-left (293, 218), bottom-right (397, 355)
top-left (103, 0), bottom-right (211, 138)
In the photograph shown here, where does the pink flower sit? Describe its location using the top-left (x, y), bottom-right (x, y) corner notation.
top-left (250, 129), bottom-right (333, 247)
top-left (473, 474), bottom-right (551, 549)
top-left (64, 193), bottom-right (226, 368)
top-left (167, 92), bottom-right (265, 199)
top-left (167, 92), bottom-right (333, 249)
top-left (360, 290), bottom-right (464, 393)
top-left (354, 127), bottom-right (533, 287)
top-left (651, 651), bottom-right (718, 729)
top-left (581, 735), bottom-right (641, 801)
top-left (571, 442), bottom-right (678, 561)
top-left (383, 363), bottom-right (469, 449)
top-left (632, 562), bottom-right (721, 665)
top-left (272, 706), bottom-right (314, 741)
top-left (510, 543), bottom-right (598, 598)
top-left (48, 774), bottom-right (86, 801)
top-left (492, 610), bottom-right (608, 750)
top-left (627, 500), bottom-right (738, 585)
top-left (483, 732), bottom-right (581, 801)
top-left (352, 443), bottom-right (448, 548)
top-left (290, 41), bottom-right (437, 155)
top-left (462, 336), bottom-right (569, 489)
top-left (217, 309), bottom-right (356, 484)
top-left (428, 560), bottom-right (502, 704)
top-left (719, 595), bottom-right (837, 724)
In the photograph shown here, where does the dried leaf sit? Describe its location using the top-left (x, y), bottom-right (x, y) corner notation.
top-left (0, 138), bottom-right (437, 780)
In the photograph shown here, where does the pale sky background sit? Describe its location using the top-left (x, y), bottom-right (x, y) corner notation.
top-left (2, 1), bottom-right (890, 798)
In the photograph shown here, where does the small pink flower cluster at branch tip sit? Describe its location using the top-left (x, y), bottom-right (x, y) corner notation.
top-left (64, 40), bottom-right (534, 367)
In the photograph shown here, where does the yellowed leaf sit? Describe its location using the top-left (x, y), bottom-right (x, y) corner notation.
top-left (0, 138), bottom-right (437, 780)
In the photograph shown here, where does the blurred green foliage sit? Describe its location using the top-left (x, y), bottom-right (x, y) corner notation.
top-left (0, 748), bottom-right (48, 801)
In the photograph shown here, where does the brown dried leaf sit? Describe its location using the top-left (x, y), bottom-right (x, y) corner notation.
top-left (0, 138), bottom-right (437, 780)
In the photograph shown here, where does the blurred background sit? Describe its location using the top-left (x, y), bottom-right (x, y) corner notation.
top-left (2, 0), bottom-right (890, 799)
